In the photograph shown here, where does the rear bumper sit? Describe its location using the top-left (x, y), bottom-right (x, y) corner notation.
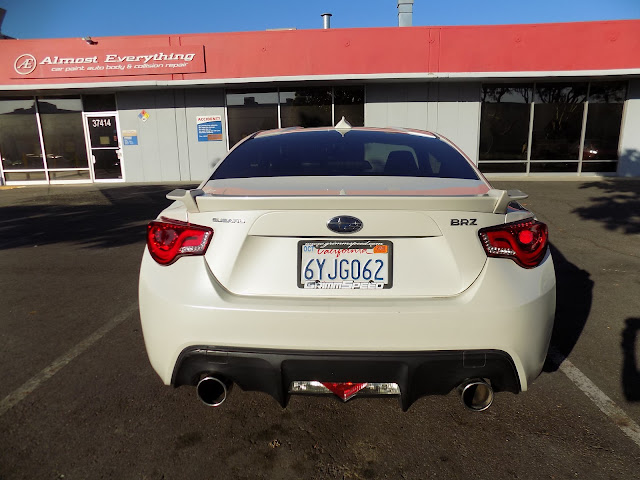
top-left (140, 249), bottom-right (556, 397)
top-left (173, 347), bottom-right (520, 410)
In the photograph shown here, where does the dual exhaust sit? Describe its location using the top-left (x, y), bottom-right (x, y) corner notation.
top-left (196, 375), bottom-right (494, 411)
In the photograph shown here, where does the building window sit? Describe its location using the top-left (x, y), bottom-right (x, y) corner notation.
top-left (479, 81), bottom-right (626, 175)
top-left (280, 87), bottom-right (332, 128)
top-left (82, 94), bottom-right (117, 112)
top-left (0, 98), bottom-right (43, 179)
top-left (530, 83), bottom-right (587, 173)
top-left (479, 85), bottom-right (532, 162)
top-left (334, 86), bottom-right (365, 127)
top-left (582, 82), bottom-right (626, 172)
top-left (226, 89), bottom-right (279, 147)
top-left (37, 97), bottom-right (90, 172)
top-left (226, 86), bottom-right (365, 147)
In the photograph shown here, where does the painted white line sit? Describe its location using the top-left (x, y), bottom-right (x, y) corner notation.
top-left (0, 302), bottom-right (138, 417)
top-left (549, 347), bottom-right (640, 449)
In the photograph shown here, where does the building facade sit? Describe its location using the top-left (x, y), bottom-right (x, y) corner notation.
top-left (1, 20), bottom-right (639, 185)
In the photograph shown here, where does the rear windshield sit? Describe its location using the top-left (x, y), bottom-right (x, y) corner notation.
top-left (211, 130), bottom-right (479, 180)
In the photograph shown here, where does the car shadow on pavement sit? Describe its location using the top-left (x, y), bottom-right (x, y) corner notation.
top-left (622, 318), bottom-right (640, 402)
top-left (0, 184), bottom-right (195, 250)
top-left (569, 178), bottom-right (640, 401)
top-left (543, 243), bottom-right (593, 373)
top-left (572, 178), bottom-right (640, 234)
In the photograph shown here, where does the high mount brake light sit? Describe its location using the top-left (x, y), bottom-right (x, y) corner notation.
top-left (478, 219), bottom-right (548, 269)
top-left (147, 220), bottom-right (213, 265)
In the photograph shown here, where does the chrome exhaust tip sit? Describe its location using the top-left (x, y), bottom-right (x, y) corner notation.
top-left (196, 376), bottom-right (231, 407)
top-left (458, 379), bottom-right (494, 412)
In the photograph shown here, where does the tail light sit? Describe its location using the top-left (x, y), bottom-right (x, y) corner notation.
top-left (478, 219), bottom-right (548, 269)
top-left (146, 219), bottom-right (213, 265)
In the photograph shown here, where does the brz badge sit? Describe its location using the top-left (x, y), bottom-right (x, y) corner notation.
top-left (451, 218), bottom-right (477, 226)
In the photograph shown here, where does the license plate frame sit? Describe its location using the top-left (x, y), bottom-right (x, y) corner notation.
top-left (297, 239), bottom-right (393, 290)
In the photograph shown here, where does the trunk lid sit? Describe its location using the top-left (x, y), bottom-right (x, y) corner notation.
top-left (178, 177), bottom-right (519, 298)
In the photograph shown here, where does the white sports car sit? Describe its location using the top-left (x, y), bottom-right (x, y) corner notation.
top-left (139, 122), bottom-right (556, 411)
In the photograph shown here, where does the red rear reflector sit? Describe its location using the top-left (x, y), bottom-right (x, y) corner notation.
top-left (146, 219), bottom-right (213, 265)
top-left (321, 382), bottom-right (368, 401)
top-left (478, 219), bottom-right (548, 268)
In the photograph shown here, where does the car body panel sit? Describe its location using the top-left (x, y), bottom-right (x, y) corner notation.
top-left (139, 250), bottom-right (556, 391)
top-left (187, 208), bottom-right (507, 297)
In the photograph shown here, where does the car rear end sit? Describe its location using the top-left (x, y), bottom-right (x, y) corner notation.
top-left (139, 127), bottom-right (555, 410)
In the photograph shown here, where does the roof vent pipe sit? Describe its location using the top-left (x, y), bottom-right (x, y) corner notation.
top-left (397, 0), bottom-right (414, 27)
top-left (321, 13), bottom-right (332, 29)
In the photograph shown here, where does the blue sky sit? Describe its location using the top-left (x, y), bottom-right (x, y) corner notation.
top-left (1, 0), bottom-right (639, 39)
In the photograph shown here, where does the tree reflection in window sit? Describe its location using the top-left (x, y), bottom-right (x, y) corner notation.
top-left (0, 98), bottom-right (43, 171)
top-left (479, 85), bottom-right (532, 161)
top-left (583, 82), bottom-right (626, 162)
top-left (280, 88), bottom-right (332, 128)
top-left (334, 86), bottom-right (364, 127)
top-left (531, 84), bottom-right (587, 163)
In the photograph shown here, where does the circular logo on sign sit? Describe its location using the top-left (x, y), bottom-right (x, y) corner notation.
top-left (14, 54), bottom-right (37, 75)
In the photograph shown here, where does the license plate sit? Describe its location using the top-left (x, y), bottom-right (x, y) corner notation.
top-left (298, 240), bottom-right (393, 289)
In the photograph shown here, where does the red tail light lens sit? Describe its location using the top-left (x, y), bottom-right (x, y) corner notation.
top-left (146, 219), bottom-right (213, 265)
top-left (478, 219), bottom-right (548, 269)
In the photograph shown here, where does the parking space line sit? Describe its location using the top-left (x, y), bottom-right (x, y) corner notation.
top-left (549, 347), bottom-right (640, 449)
top-left (0, 302), bottom-right (139, 417)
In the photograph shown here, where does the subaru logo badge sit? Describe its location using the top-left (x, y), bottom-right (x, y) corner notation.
top-left (327, 216), bottom-right (363, 234)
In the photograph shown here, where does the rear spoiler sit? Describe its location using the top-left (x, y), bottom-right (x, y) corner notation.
top-left (166, 188), bottom-right (204, 213)
top-left (166, 188), bottom-right (528, 214)
top-left (487, 189), bottom-right (528, 213)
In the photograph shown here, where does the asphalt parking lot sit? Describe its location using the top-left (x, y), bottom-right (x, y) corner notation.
top-left (1, 179), bottom-right (639, 479)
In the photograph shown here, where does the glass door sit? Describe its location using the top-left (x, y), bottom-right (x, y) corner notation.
top-left (84, 113), bottom-right (123, 181)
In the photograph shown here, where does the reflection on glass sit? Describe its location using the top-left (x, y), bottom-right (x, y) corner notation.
top-left (583, 82), bottom-right (626, 161)
top-left (82, 94), bottom-right (117, 112)
top-left (581, 161), bottom-right (618, 173)
top-left (4, 171), bottom-right (47, 181)
top-left (226, 89), bottom-right (278, 147)
top-left (478, 162), bottom-right (527, 173)
top-left (0, 98), bottom-right (43, 171)
top-left (589, 82), bottom-right (626, 104)
top-left (37, 97), bottom-right (83, 114)
top-left (334, 86), bottom-right (364, 126)
top-left (49, 170), bottom-right (92, 181)
top-left (38, 97), bottom-right (89, 170)
top-left (479, 85), bottom-right (532, 160)
top-left (530, 161), bottom-right (579, 173)
top-left (280, 87), bottom-right (332, 128)
top-left (92, 150), bottom-right (122, 179)
top-left (531, 84), bottom-right (587, 161)
top-left (481, 85), bottom-right (533, 103)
